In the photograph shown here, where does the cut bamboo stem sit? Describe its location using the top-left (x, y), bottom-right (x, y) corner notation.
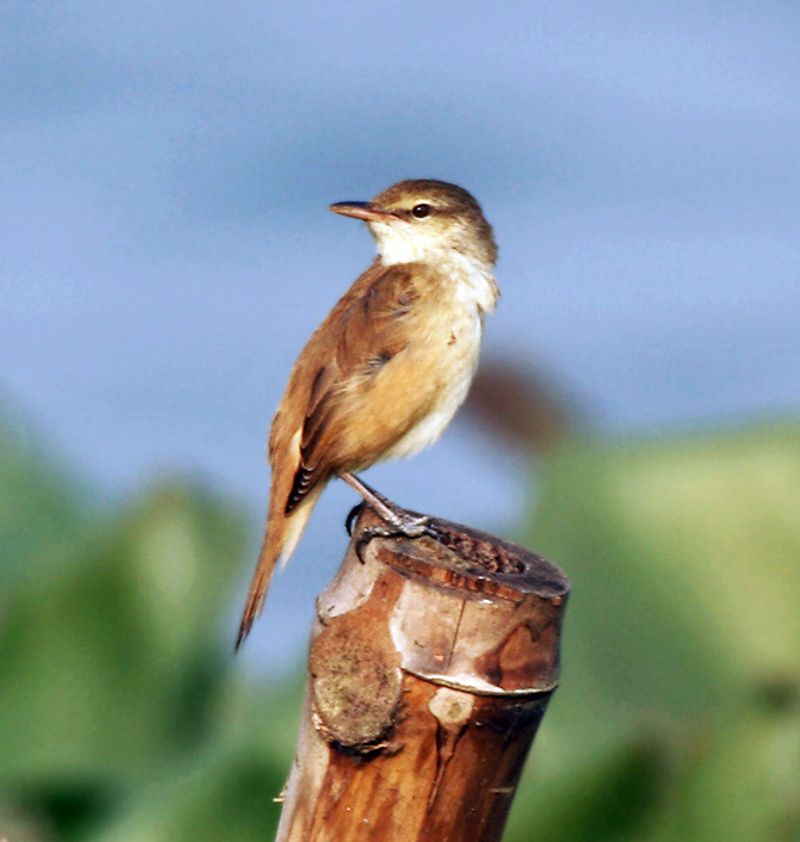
top-left (275, 505), bottom-right (570, 842)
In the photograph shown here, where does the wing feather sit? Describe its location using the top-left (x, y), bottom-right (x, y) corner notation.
top-left (279, 262), bottom-right (420, 511)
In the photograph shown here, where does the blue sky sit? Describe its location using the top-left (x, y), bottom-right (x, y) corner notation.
top-left (3, 2), bottom-right (799, 665)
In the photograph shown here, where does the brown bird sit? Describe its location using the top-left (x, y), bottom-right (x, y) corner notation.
top-left (236, 179), bottom-right (499, 649)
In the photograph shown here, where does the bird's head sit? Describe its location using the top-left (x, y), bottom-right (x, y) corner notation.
top-left (330, 179), bottom-right (497, 268)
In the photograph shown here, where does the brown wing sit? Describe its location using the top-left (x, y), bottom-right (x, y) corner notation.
top-left (281, 262), bottom-right (420, 514)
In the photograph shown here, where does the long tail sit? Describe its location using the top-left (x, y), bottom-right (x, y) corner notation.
top-left (234, 485), bottom-right (323, 651)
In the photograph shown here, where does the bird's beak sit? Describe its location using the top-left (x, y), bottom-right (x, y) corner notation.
top-left (329, 201), bottom-right (399, 223)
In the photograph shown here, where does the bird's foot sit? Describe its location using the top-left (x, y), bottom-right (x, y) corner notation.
top-left (379, 509), bottom-right (433, 537)
top-left (354, 512), bottom-right (440, 563)
top-left (338, 471), bottom-right (440, 561)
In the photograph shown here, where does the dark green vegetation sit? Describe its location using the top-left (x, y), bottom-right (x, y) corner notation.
top-left (1, 413), bottom-right (798, 841)
top-left (509, 422), bottom-right (800, 842)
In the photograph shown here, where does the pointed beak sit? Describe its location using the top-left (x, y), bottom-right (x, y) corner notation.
top-left (329, 201), bottom-right (399, 223)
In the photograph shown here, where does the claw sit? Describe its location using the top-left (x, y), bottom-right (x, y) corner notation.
top-left (354, 529), bottom-right (376, 563)
top-left (345, 502), bottom-right (365, 536)
top-left (354, 524), bottom-right (394, 563)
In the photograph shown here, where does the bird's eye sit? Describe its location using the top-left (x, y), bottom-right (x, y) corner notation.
top-left (411, 203), bottom-right (431, 219)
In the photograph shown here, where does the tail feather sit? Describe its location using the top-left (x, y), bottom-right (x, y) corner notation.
top-left (234, 487), bottom-right (323, 651)
top-left (234, 523), bottom-right (284, 652)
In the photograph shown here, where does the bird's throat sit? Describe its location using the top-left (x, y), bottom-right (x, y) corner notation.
top-left (374, 227), bottom-right (499, 315)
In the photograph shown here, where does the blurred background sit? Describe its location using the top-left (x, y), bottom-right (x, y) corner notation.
top-left (1, 2), bottom-right (799, 840)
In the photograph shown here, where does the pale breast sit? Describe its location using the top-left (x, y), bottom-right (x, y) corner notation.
top-left (382, 273), bottom-right (486, 461)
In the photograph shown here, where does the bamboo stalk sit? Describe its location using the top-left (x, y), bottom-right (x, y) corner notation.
top-left (275, 505), bottom-right (570, 841)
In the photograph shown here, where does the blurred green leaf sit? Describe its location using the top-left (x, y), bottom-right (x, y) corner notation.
top-left (506, 420), bottom-right (800, 841)
top-left (85, 668), bottom-right (303, 842)
top-left (0, 409), bottom-right (89, 589)
top-left (0, 411), bottom-right (305, 842)
top-left (530, 422), bottom-right (800, 757)
top-left (88, 743), bottom-right (284, 842)
top-left (508, 735), bottom-right (673, 842)
top-left (0, 483), bottom-right (246, 786)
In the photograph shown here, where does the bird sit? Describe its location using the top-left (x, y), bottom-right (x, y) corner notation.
top-left (235, 179), bottom-right (499, 649)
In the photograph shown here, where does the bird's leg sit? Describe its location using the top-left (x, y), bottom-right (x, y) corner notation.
top-left (338, 472), bottom-right (403, 522)
top-left (337, 471), bottom-right (439, 560)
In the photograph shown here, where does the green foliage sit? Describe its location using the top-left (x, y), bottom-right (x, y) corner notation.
top-left (1, 414), bottom-right (798, 840)
top-left (0, 416), bottom-right (287, 841)
top-left (506, 421), bottom-right (800, 842)
top-left (0, 410), bottom-right (89, 590)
